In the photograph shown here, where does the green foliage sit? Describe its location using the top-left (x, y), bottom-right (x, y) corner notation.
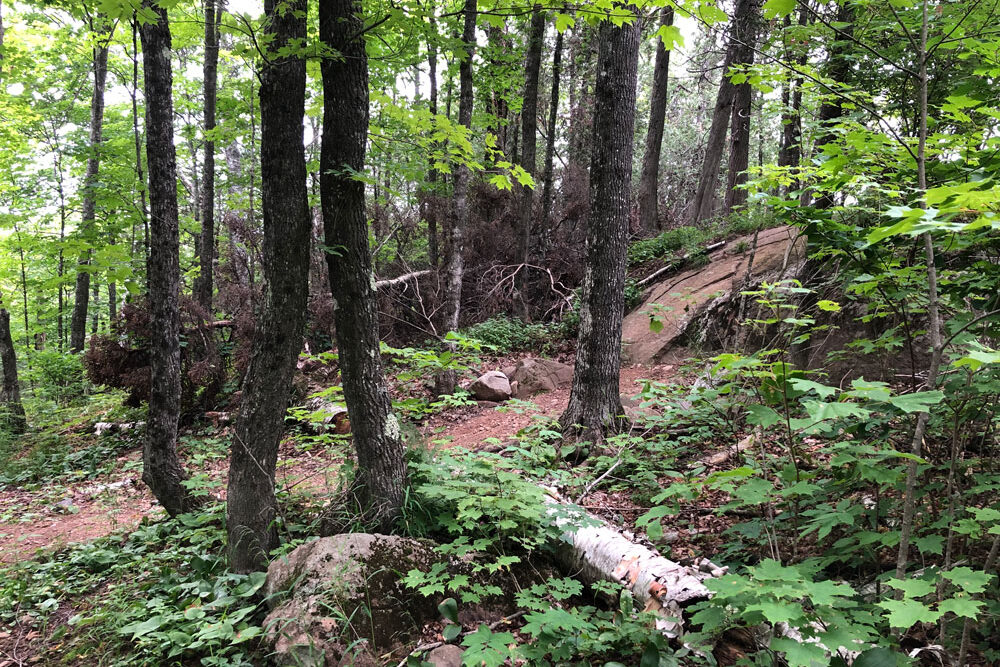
top-left (0, 504), bottom-right (266, 666)
top-left (461, 315), bottom-right (565, 355)
top-left (22, 350), bottom-right (88, 405)
top-left (401, 448), bottom-right (566, 602)
top-left (628, 226), bottom-right (711, 267)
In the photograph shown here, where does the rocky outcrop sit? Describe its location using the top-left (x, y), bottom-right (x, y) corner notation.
top-left (263, 534), bottom-right (443, 666)
top-left (622, 226), bottom-right (805, 364)
top-left (509, 358), bottom-right (574, 397)
top-left (469, 371), bottom-right (512, 402)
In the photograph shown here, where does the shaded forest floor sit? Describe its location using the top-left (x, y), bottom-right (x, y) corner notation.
top-left (0, 357), bottom-right (685, 565)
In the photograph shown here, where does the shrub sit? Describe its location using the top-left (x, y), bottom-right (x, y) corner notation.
top-left (462, 315), bottom-right (564, 355)
top-left (22, 349), bottom-right (87, 405)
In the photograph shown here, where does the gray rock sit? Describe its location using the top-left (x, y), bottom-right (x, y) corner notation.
top-left (52, 498), bottom-right (76, 514)
top-left (264, 534), bottom-right (444, 666)
top-left (510, 358), bottom-right (574, 397)
top-left (469, 371), bottom-right (512, 402)
top-left (427, 644), bottom-right (465, 667)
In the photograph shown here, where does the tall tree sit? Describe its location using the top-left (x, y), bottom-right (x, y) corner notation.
top-left (69, 15), bottom-right (111, 353)
top-left (559, 10), bottom-right (640, 444)
top-left (722, 14), bottom-right (758, 215)
top-left (776, 10), bottom-right (808, 196)
top-left (194, 0), bottom-right (222, 312)
top-left (438, 0), bottom-right (476, 395)
top-left (138, 0), bottom-right (195, 516)
top-left (688, 0), bottom-right (759, 224)
top-left (320, 0), bottom-right (406, 530)
top-left (226, 0), bottom-right (310, 573)
top-left (540, 28), bottom-right (562, 242)
top-left (423, 15), bottom-right (440, 268)
top-left (0, 293), bottom-right (26, 434)
top-left (637, 6), bottom-right (674, 232)
top-left (516, 5), bottom-right (545, 281)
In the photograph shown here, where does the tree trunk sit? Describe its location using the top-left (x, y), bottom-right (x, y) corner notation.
top-left (517, 5), bottom-right (545, 282)
top-left (131, 17), bottom-right (150, 275)
top-left (689, 0), bottom-right (758, 225)
top-left (320, 0), bottom-right (407, 531)
top-left (540, 29), bottom-right (563, 246)
top-left (637, 7), bottom-right (673, 232)
top-left (559, 11), bottom-right (640, 445)
top-left (227, 0), bottom-right (310, 573)
top-left (723, 64), bottom-right (755, 214)
top-left (425, 15), bottom-right (439, 268)
top-left (0, 299), bottom-right (26, 434)
top-left (437, 0), bottom-right (477, 395)
top-left (776, 11), bottom-right (807, 195)
top-left (70, 23), bottom-right (110, 353)
top-left (194, 0), bottom-right (221, 313)
top-left (139, 0), bottom-right (195, 517)
top-left (811, 1), bottom-right (854, 209)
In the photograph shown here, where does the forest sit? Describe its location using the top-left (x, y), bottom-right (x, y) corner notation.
top-left (0, 0), bottom-right (998, 664)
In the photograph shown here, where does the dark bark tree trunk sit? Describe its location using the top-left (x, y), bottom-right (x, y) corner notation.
top-left (723, 62), bottom-right (755, 214)
top-left (776, 11), bottom-right (807, 195)
top-left (540, 29), bottom-right (563, 245)
top-left (320, 0), bottom-right (406, 531)
top-left (425, 15), bottom-right (440, 268)
top-left (194, 0), bottom-right (221, 312)
top-left (811, 1), bottom-right (854, 209)
top-left (90, 277), bottom-right (100, 334)
top-left (226, 0), bottom-right (310, 573)
top-left (139, 0), bottom-right (195, 517)
top-left (517, 5), bottom-right (545, 279)
top-left (637, 7), bottom-right (673, 232)
top-left (131, 17), bottom-right (150, 276)
top-left (689, 0), bottom-right (758, 224)
top-left (0, 298), bottom-right (26, 434)
top-left (559, 11), bottom-right (641, 445)
top-left (70, 22), bottom-right (110, 353)
top-left (438, 0), bottom-right (477, 395)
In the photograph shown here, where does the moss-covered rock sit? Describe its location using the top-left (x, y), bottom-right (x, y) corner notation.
top-left (263, 534), bottom-right (443, 666)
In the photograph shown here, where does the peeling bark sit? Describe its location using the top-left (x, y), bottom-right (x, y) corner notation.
top-left (545, 489), bottom-right (723, 636)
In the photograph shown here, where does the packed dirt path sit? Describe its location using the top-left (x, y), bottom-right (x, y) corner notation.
top-left (422, 361), bottom-right (683, 450)
top-left (0, 358), bottom-right (685, 564)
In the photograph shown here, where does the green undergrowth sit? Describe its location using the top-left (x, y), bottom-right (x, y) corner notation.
top-left (627, 211), bottom-right (779, 269)
top-left (1, 504), bottom-right (268, 666)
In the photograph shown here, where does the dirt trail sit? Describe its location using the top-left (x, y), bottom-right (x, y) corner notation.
top-left (422, 362), bottom-right (681, 450)
top-left (0, 360), bottom-right (683, 563)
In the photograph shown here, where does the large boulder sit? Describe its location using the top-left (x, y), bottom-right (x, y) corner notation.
top-left (469, 370), bottom-right (512, 402)
top-left (510, 358), bottom-right (574, 398)
top-left (263, 534), bottom-right (443, 666)
top-left (622, 226), bottom-right (805, 365)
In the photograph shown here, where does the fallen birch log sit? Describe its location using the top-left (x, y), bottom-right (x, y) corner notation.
top-left (542, 488), bottom-right (726, 636)
top-left (375, 269), bottom-right (431, 290)
top-left (695, 434), bottom-right (755, 468)
top-left (636, 241), bottom-right (727, 288)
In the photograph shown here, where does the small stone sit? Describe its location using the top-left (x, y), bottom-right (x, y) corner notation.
top-left (469, 371), bottom-right (512, 402)
top-left (52, 498), bottom-right (76, 514)
top-left (427, 644), bottom-right (465, 667)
